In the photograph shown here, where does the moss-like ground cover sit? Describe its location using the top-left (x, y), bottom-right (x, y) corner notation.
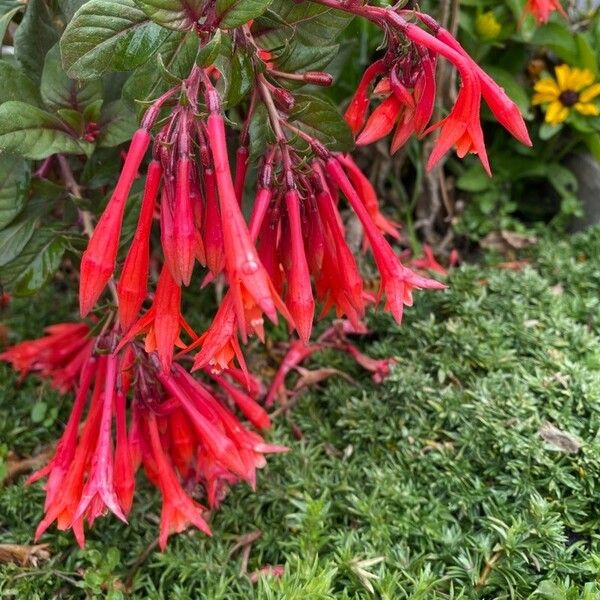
top-left (1, 228), bottom-right (600, 599)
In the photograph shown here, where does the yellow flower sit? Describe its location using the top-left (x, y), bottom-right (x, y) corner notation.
top-left (476, 12), bottom-right (502, 40)
top-left (532, 64), bottom-right (600, 126)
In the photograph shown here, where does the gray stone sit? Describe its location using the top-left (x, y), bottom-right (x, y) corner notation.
top-left (567, 153), bottom-right (600, 231)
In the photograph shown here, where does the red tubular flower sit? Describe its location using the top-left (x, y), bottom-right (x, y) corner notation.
top-left (356, 94), bottom-right (402, 145)
top-left (314, 186), bottom-right (365, 327)
top-left (119, 265), bottom-right (196, 373)
top-left (525, 0), bottom-right (566, 24)
top-left (431, 26), bottom-right (532, 146)
top-left (337, 154), bottom-right (401, 243)
top-left (172, 156), bottom-right (196, 286)
top-left (117, 159), bottom-right (161, 330)
top-left (35, 357), bottom-right (108, 547)
top-left (167, 407), bottom-right (196, 478)
top-left (206, 113), bottom-right (289, 338)
top-left (411, 244), bottom-right (448, 276)
top-left (326, 157), bottom-right (445, 323)
top-left (145, 412), bottom-right (212, 550)
top-left (345, 59), bottom-right (386, 134)
top-left (427, 81), bottom-right (491, 175)
top-left (206, 370), bottom-right (271, 430)
top-left (234, 146), bottom-right (249, 205)
top-left (0, 322), bottom-right (92, 392)
top-left (190, 295), bottom-right (248, 375)
top-left (73, 352), bottom-right (127, 526)
top-left (203, 168), bottom-right (226, 276)
top-left (114, 389), bottom-right (135, 516)
top-left (284, 190), bottom-right (314, 344)
top-left (79, 128), bottom-right (151, 316)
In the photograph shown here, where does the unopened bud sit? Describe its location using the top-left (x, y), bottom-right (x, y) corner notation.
top-left (303, 71), bottom-right (333, 86)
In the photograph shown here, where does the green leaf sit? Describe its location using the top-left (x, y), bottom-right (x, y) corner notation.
top-left (252, 1), bottom-right (352, 50)
top-left (273, 42), bottom-right (339, 76)
top-left (31, 401), bottom-right (47, 424)
top-left (214, 35), bottom-right (253, 108)
top-left (197, 29), bottom-right (223, 67)
top-left (0, 101), bottom-right (94, 160)
top-left (0, 60), bottom-right (43, 108)
top-left (41, 45), bottom-right (103, 113)
top-left (61, 0), bottom-right (170, 80)
top-left (249, 103), bottom-right (274, 159)
top-left (122, 30), bottom-right (198, 109)
top-left (575, 33), bottom-right (598, 75)
top-left (0, 154), bottom-right (30, 229)
top-left (0, 229), bottom-right (69, 296)
top-left (457, 164), bottom-right (492, 193)
top-left (0, 212), bottom-right (38, 268)
top-left (288, 94), bottom-right (353, 153)
top-left (14, 0), bottom-right (60, 81)
top-left (0, 0), bottom-right (24, 46)
top-left (133, 0), bottom-right (204, 31)
top-left (216, 0), bottom-right (272, 29)
top-left (530, 22), bottom-right (578, 63)
top-left (97, 100), bottom-right (138, 147)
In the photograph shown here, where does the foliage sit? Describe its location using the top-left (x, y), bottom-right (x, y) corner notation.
top-left (1, 227), bottom-right (600, 597)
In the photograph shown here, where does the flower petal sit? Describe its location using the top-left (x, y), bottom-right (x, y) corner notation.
top-left (580, 83), bottom-right (600, 103)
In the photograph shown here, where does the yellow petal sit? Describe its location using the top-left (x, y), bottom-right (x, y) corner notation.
top-left (569, 68), bottom-right (595, 92)
top-left (575, 102), bottom-right (600, 116)
top-left (546, 101), bottom-right (569, 125)
top-left (532, 93), bottom-right (558, 105)
top-left (533, 79), bottom-right (560, 97)
top-left (554, 64), bottom-right (572, 92)
top-left (580, 83), bottom-right (600, 103)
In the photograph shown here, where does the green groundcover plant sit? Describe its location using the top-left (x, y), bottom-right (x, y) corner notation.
top-left (0, 0), bottom-right (595, 565)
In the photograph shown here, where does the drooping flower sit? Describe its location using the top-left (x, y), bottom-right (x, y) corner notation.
top-left (0, 322), bottom-right (92, 392)
top-left (532, 64), bottom-right (600, 125)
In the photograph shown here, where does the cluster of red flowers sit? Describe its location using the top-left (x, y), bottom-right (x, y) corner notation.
top-left (1, 324), bottom-right (284, 549)
top-left (345, 9), bottom-right (532, 175)
top-left (2, 4), bottom-right (532, 547)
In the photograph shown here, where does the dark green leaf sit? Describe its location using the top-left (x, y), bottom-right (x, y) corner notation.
top-left (214, 36), bottom-right (253, 108)
top-left (14, 0), bottom-right (60, 80)
top-left (97, 100), bottom-right (138, 147)
top-left (123, 31), bottom-right (198, 110)
top-left (248, 103), bottom-right (274, 159)
top-left (0, 59), bottom-right (43, 107)
top-left (273, 42), bottom-right (338, 76)
top-left (252, 1), bottom-right (352, 49)
top-left (0, 154), bottom-right (30, 229)
top-left (133, 0), bottom-right (204, 31)
top-left (0, 212), bottom-right (38, 267)
top-left (216, 0), bottom-right (272, 29)
top-left (288, 93), bottom-right (353, 153)
top-left (41, 45), bottom-right (103, 113)
top-left (0, 229), bottom-right (69, 295)
top-left (61, 0), bottom-right (170, 80)
top-left (0, 101), bottom-right (94, 160)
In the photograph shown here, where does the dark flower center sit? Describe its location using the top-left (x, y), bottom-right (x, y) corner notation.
top-left (559, 90), bottom-right (579, 107)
